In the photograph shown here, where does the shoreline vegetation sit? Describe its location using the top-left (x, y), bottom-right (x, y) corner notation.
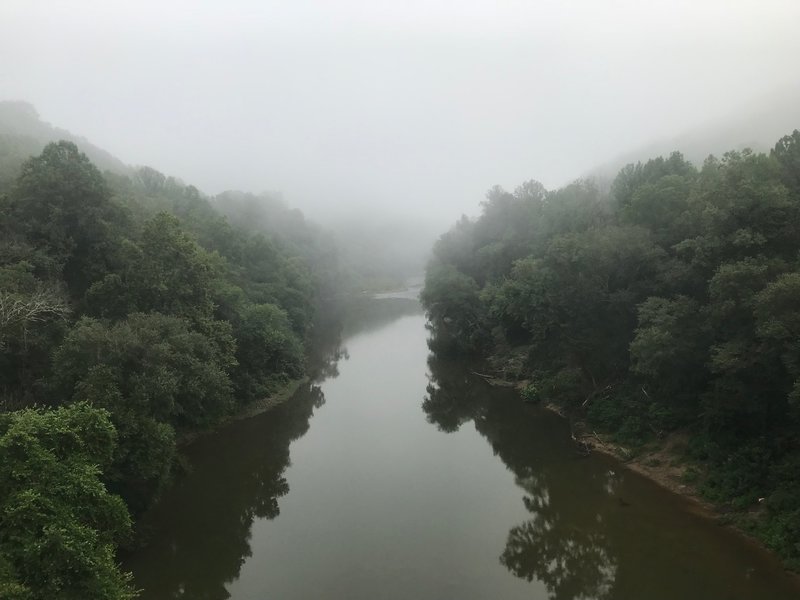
top-left (421, 130), bottom-right (800, 571)
top-left (477, 373), bottom-right (716, 511)
top-left (177, 376), bottom-right (309, 447)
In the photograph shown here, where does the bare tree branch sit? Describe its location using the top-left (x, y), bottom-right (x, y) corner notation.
top-left (0, 286), bottom-right (70, 332)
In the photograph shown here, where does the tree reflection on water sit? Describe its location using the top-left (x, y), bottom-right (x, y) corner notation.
top-left (125, 381), bottom-right (327, 600)
top-left (423, 349), bottom-right (618, 600)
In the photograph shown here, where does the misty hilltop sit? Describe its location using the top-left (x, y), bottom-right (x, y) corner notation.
top-left (589, 87), bottom-right (800, 184)
top-left (0, 101), bottom-right (131, 188)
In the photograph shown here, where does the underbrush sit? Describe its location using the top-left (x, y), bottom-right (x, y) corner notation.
top-left (695, 442), bottom-right (800, 570)
top-left (584, 384), bottom-right (681, 447)
top-left (516, 369), bottom-right (800, 570)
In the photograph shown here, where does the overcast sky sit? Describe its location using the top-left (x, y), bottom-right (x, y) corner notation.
top-left (2, 0), bottom-right (799, 226)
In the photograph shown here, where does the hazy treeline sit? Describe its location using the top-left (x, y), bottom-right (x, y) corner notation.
top-left (0, 101), bottom-right (130, 189)
top-left (422, 131), bottom-right (800, 567)
top-left (0, 101), bottom-right (431, 294)
top-left (0, 140), bottom-right (344, 597)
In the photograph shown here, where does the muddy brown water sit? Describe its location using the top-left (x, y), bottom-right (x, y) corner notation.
top-left (124, 293), bottom-right (800, 600)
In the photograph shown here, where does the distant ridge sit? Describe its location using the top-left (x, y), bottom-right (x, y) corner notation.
top-left (0, 101), bottom-right (131, 190)
top-left (587, 87), bottom-right (800, 184)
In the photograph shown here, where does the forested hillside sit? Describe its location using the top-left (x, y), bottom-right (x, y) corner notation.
top-left (0, 139), bottom-right (344, 597)
top-left (422, 131), bottom-right (800, 567)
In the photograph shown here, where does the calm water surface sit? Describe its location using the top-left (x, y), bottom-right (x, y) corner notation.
top-left (125, 294), bottom-right (800, 600)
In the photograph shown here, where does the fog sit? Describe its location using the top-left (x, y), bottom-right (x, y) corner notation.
top-left (2, 0), bottom-right (799, 231)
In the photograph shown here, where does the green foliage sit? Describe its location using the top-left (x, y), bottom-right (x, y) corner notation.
top-left (535, 367), bottom-right (585, 408)
top-left (8, 141), bottom-right (123, 296)
top-left (772, 130), bottom-right (800, 191)
top-left (232, 303), bottom-right (305, 401)
top-left (612, 151), bottom-right (696, 211)
top-left (55, 314), bottom-right (236, 428)
top-left (86, 213), bottom-right (217, 323)
top-left (0, 403), bottom-right (135, 599)
top-left (629, 295), bottom-right (709, 408)
top-left (422, 130), bottom-right (800, 567)
top-left (421, 262), bottom-right (489, 353)
top-left (520, 383), bottom-right (539, 403)
top-left (754, 272), bottom-right (800, 419)
top-left (52, 313), bottom-right (236, 511)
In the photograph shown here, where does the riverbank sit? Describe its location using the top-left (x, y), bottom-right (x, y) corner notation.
top-left (569, 414), bottom-right (800, 582)
top-left (567, 418), bottom-right (715, 515)
top-left (177, 376), bottom-right (309, 447)
top-left (586, 426), bottom-right (800, 588)
top-left (490, 376), bottom-right (799, 574)
top-left (477, 374), bottom-right (717, 512)
top-left (233, 377), bottom-right (310, 421)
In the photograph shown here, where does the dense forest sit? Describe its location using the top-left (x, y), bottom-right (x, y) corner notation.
top-left (0, 139), bottom-right (345, 598)
top-left (422, 131), bottom-right (800, 567)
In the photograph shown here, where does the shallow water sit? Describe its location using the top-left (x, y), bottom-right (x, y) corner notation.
top-left (124, 295), bottom-right (800, 599)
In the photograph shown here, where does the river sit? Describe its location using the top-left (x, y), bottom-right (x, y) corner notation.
top-left (124, 292), bottom-right (800, 599)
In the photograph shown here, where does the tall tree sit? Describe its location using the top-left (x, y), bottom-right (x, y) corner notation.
top-left (0, 403), bottom-right (135, 599)
top-left (9, 141), bottom-right (122, 296)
